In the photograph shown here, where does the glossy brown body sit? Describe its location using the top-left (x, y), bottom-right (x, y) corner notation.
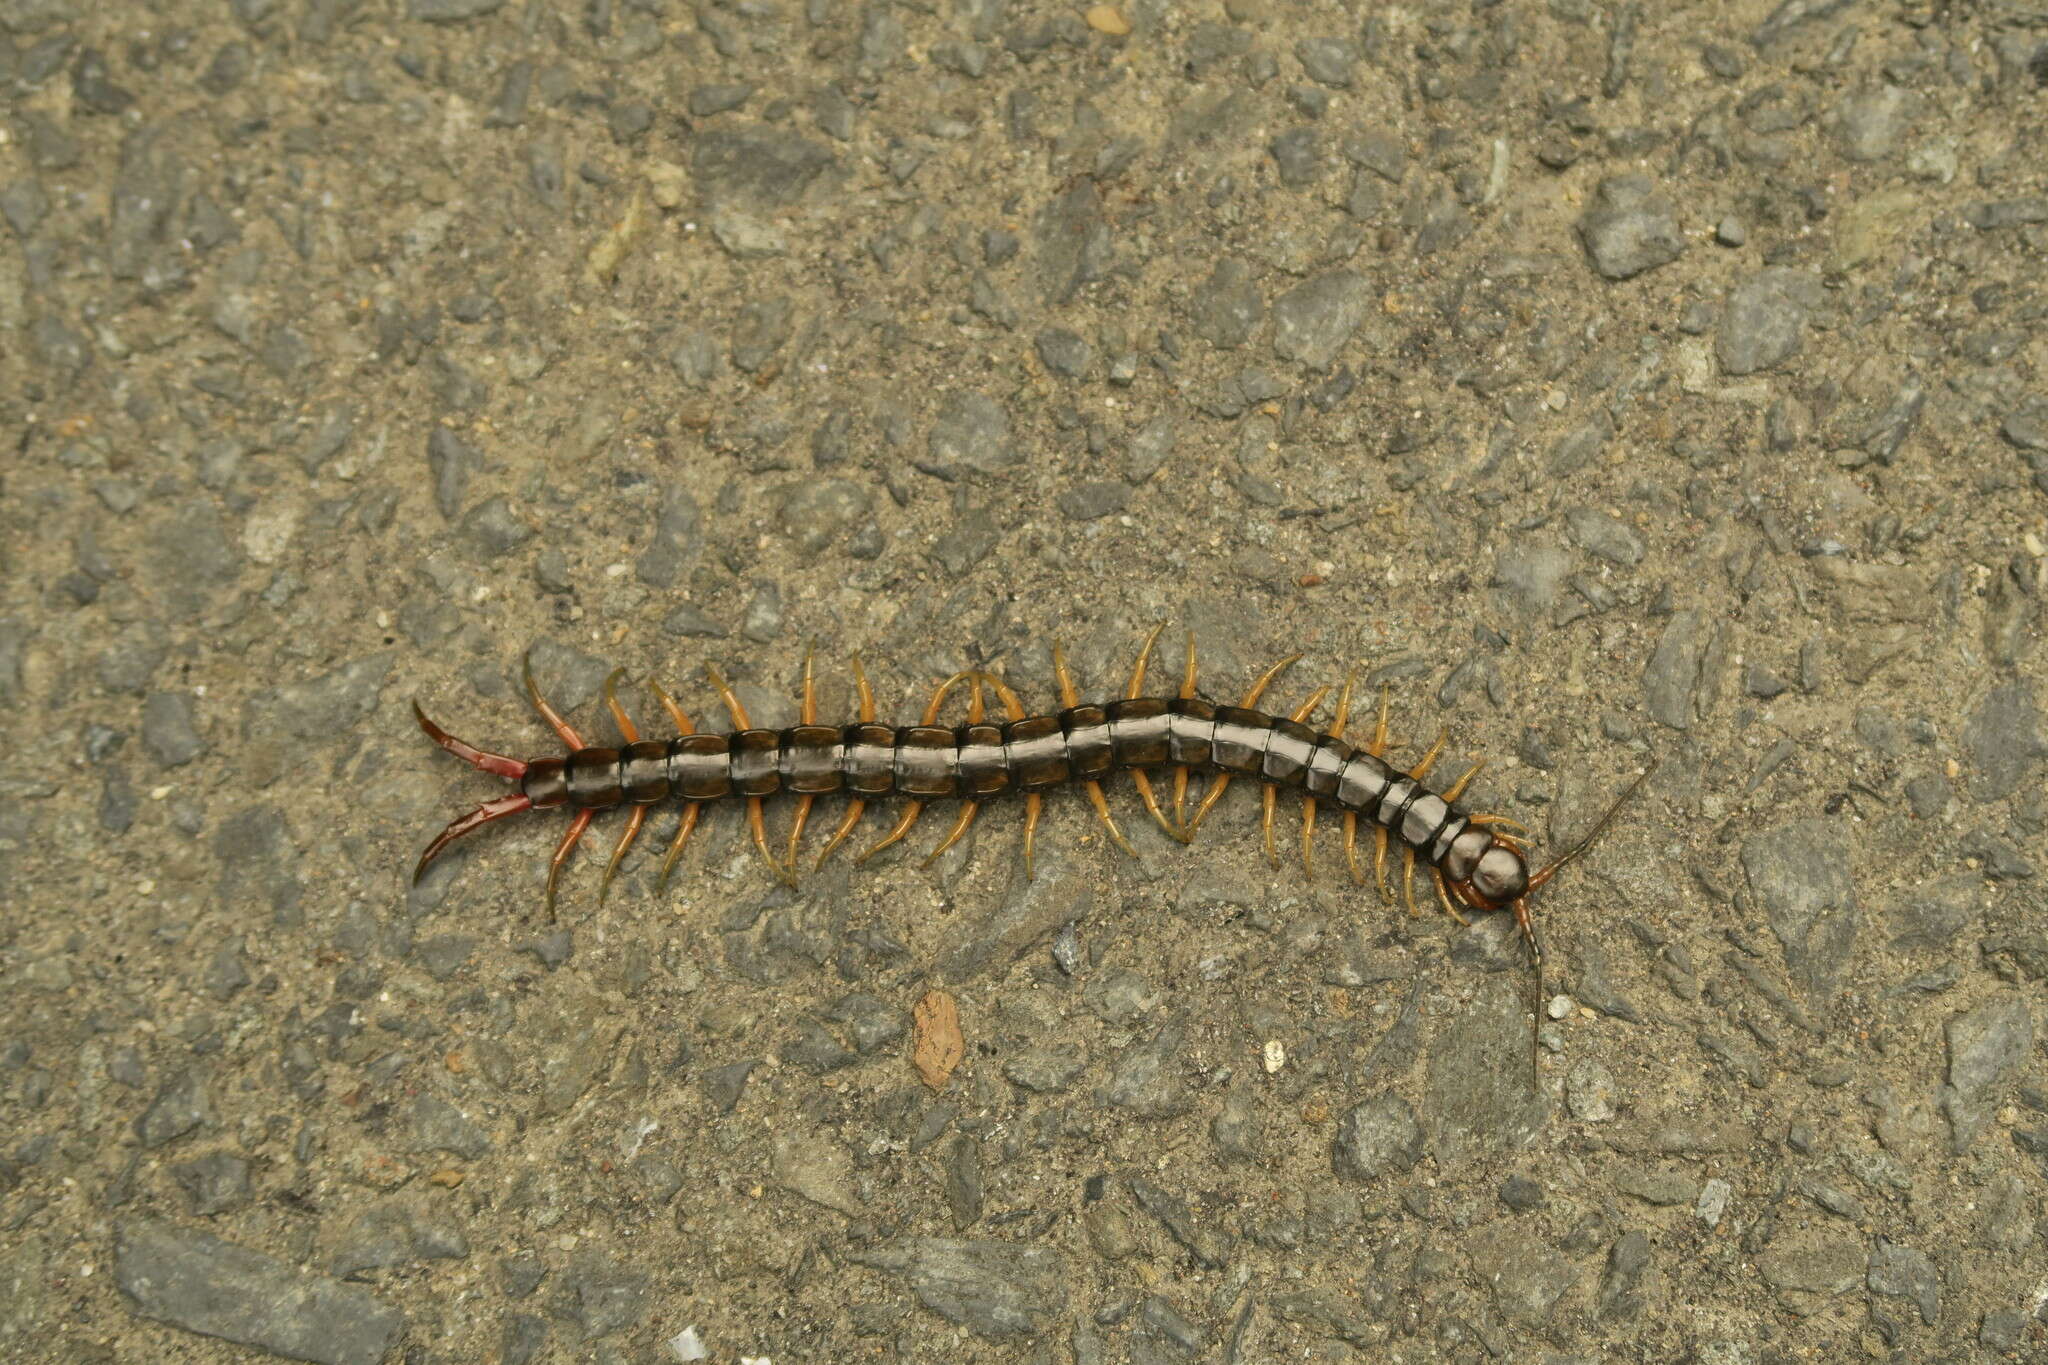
top-left (519, 695), bottom-right (1482, 873)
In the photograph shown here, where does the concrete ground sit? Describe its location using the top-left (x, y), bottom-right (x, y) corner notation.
top-left (4, 0), bottom-right (2047, 1361)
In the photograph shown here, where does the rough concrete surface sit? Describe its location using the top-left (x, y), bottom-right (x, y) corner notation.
top-left (3, 0), bottom-right (2048, 1362)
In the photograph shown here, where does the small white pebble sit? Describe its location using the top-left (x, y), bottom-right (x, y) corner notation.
top-left (1546, 994), bottom-right (1574, 1021)
top-left (668, 1326), bottom-right (708, 1363)
top-left (1262, 1039), bottom-right (1286, 1074)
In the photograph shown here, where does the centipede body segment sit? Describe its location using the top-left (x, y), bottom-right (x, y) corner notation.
top-left (414, 626), bottom-right (1653, 1069)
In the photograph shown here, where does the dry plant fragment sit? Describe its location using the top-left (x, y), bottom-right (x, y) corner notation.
top-left (912, 990), bottom-right (964, 1091)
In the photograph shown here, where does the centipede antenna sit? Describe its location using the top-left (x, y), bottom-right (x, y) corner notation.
top-left (1522, 758), bottom-right (1659, 896)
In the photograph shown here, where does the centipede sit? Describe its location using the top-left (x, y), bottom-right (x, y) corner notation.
top-left (413, 624), bottom-right (1653, 1070)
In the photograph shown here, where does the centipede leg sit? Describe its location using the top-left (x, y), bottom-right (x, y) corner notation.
top-left (524, 652), bottom-right (589, 749)
top-left (1409, 726), bottom-right (1449, 782)
top-left (707, 663), bottom-right (795, 888)
top-left (1127, 622), bottom-right (1187, 843)
top-left (545, 809), bottom-right (594, 921)
top-left (1187, 653), bottom-right (1305, 839)
top-left (1173, 631), bottom-right (1197, 836)
top-left (1374, 825), bottom-right (1390, 901)
top-left (1022, 793), bottom-right (1041, 881)
top-left (599, 806), bottom-right (646, 905)
top-left (856, 801), bottom-right (924, 864)
top-left (785, 650), bottom-right (820, 872)
top-left (1443, 760), bottom-right (1485, 802)
top-left (1401, 845), bottom-right (1419, 918)
top-left (1055, 640), bottom-right (1138, 860)
top-left (414, 702), bottom-right (528, 780)
top-left (1303, 669), bottom-right (1356, 882)
top-left (657, 804), bottom-right (701, 890)
top-left (1263, 683), bottom-right (1330, 870)
top-left (814, 657), bottom-right (880, 869)
top-left (1343, 811), bottom-right (1364, 885)
top-left (1432, 865), bottom-right (1470, 926)
top-left (414, 793), bottom-right (532, 882)
top-left (922, 803), bottom-right (980, 867)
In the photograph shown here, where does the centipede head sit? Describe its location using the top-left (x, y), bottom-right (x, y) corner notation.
top-left (1446, 759), bottom-right (1657, 1077)
top-left (411, 701), bottom-right (536, 883)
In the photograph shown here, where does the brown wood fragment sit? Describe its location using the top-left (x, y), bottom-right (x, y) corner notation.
top-left (912, 989), bottom-right (964, 1091)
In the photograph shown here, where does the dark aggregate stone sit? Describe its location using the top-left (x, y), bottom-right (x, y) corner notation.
top-left (1642, 609), bottom-right (1706, 729)
top-left (405, 1093), bottom-right (491, 1159)
top-left (1741, 819), bottom-right (1858, 1003)
top-left (142, 501), bottom-right (241, 622)
top-left (1426, 975), bottom-right (1547, 1165)
top-left (700, 1059), bottom-right (760, 1113)
top-left (1295, 36), bottom-right (1356, 87)
top-left (169, 1152), bottom-right (253, 1216)
top-left (731, 295), bottom-right (795, 373)
top-left (928, 391), bottom-right (1017, 475)
top-left (939, 850), bottom-right (1090, 981)
top-left (1565, 507), bottom-right (1645, 565)
top-left (1269, 127), bottom-right (1322, 188)
top-left (135, 1068), bottom-right (212, 1148)
top-left (943, 1134), bottom-right (983, 1230)
top-left (460, 496), bottom-right (532, 557)
top-left (1835, 85), bottom-right (1918, 161)
top-left (691, 125), bottom-right (837, 212)
top-left (849, 1237), bottom-right (1065, 1340)
top-left (1866, 1239), bottom-right (1939, 1325)
top-left (1057, 481), bottom-right (1128, 520)
top-left (1271, 270), bottom-right (1369, 371)
top-left (1548, 412), bottom-right (1612, 477)
top-left (1716, 269), bottom-right (1820, 376)
top-left (1034, 327), bottom-right (1094, 378)
top-left (1190, 259), bottom-right (1263, 350)
top-left (1332, 1092), bottom-right (1423, 1181)
top-left (331, 1199), bottom-right (470, 1275)
top-left (1124, 411), bottom-right (1176, 484)
top-left (1034, 180), bottom-right (1111, 304)
top-left (1098, 1024), bottom-right (1190, 1118)
top-left (115, 1219), bottom-right (402, 1365)
top-left (636, 486), bottom-right (702, 589)
top-left (1962, 682), bottom-right (2043, 800)
top-left (777, 478), bottom-right (871, 555)
top-left (1002, 1043), bottom-right (1086, 1093)
top-left (781, 1018), bottom-right (857, 1073)
top-left (1885, 876), bottom-right (1981, 950)
top-left (548, 1250), bottom-right (650, 1341)
top-left (1943, 996), bottom-right (2034, 1151)
top-left (96, 621), bottom-right (168, 696)
top-left (1576, 174), bottom-right (1685, 280)
top-left (689, 82), bottom-right (755, 117)
top-left (245, 653), bottom-right (392, 741)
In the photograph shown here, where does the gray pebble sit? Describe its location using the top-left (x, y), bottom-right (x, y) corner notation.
top-left (95, 621), bottom-right (167, 696)
top-left (1034, 327), bottom-right (1094, 379)
top-left (1566, 1058), bottom-right (1617, 1122)
top-left (170, 1151), bottom-right (252, 1216)
top-left (1035, 180), bottom-right (1111, 305)
top-left (1943, 995), bottom-right (2033, 1150)
top-left (143, 501), bottom-right (241, 622)
top-left (1716, 269), bottom-right (1820, 376)
top-left (848, 1237), bottom-right (1065, 1340)
top-left (1565, 507), bottom-right (1645, 565)
top-left (635, 487), bottom-right (701, 589)
top-left (781, 1018), bottom-right (856, 1073)
top-left (1865, 1239), bottom-right (1938, 1325)
top-left (1962, 682), bottom-right (2043, 800)
top-left (1835, 85), bottom-right (1918, 162)
top-left (426, 428), bottom-right (479, 520)
top-left (827, 993), bottom-right (903, 1054)
top-left (461, 496), bottom-right (532, 557)
top-left (115, 1219), bottom-right (403, 1365)
top-left (1271, 269), bottom-right (1369, 371)
top-left (1967, 197), bottom-right (2048, 230)
top-left (1190, 259), bottom-right (1263, 350)
top-left (689, 82), bottom-right (754, 117)
top-left (741, 581), bottom-right (782, 643)
top-left (1643, 608), bottom-right (1706, 729)
top-left (1492, 543), bottom-right (1572, 614)
top-left (1099, 1024), bottom-right (1189, 1118)
top-left (1575, 174), bottom-right (1685, 281)
top-left (777, 478), bottom-right (871, 555)
top-left (928, 391), bottom-right (1017, 475)
top-left (1548, 412), bottom-right (1612, 477)
top-left (731, 296), bottom-right (794, 373)
top-left (700, 1058), bottom-right (759, 1113)
top-left (135, 1068), bottom-right (212, 1148)
top-left (662, 603), bottom-right (726, 638)
top-left (1715, 217), bottom-right (1746, 247)
top-left (669, 331), bottom-right (725, 386)
top-left (930, 506), bottom-right (1000, 577)
top-left (691, 125), bottom-right (837, 213)
top-left (1056, 481), bottom-right (1128, 520)
top-left (1741, 819), bottom-right (1858, 1003)
top-left (1269, 127), bottom-right (1322, 188)
top-left (1756, 1234), bottom-right (1863, 1296)
top-left (548, 1250), bottom-right (651, 1340)
top-left (246, 653), bottom-right (393, 741)
top-left (1332, 1092), bottom-right (1423, 1181)
top-left (1295, 36), bottom-right (1357, 87)
top-left (406, 1092), bottom-right (491, 1159)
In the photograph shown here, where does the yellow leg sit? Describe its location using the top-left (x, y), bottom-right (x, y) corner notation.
top-left (1409, 726), bottom-right (1449, 782)
top-left (657, 804), bottom-right (700, 890)
top-left (1055, 640), bottom-right (1138, 859)
top-left (1401, 846), bottom-right (1419, 917)
top-left (546, 809), bottom-right (593, 921)
top-left (1271, 683), bottom-right (1331, 870)
top-left (1186, 654), bottom-right (1306, 839)
top-left (1127, 622), bottom-right (1187, 843)
top-left (706, 663), bottom-right (792, 886)
top-left (1344, 810), bottom-right (1364, 884)
top-left (922, 803), bottom-right (980, 867)
top-left (856, 801), bottom-right (924, 864)
top-left (1469, 813), bottom-right (1530, 836)
top-left (1374, 824), bottom-right (1390, 901)
top-left (1172, 631), bottom-right (1198, 835)
top-left (1022, 792), bottom-right (1041, 880)
top-left (813, 800), bottom-right (865, 870)
top-left (1443, 760), bottom-right (1485, 802)
top-left (599, 805), bottom-right (646, 904)
top-left (524, 652), bottom-right (587, 748)
top-left (1433, 865), bottom-right (1470, 926)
